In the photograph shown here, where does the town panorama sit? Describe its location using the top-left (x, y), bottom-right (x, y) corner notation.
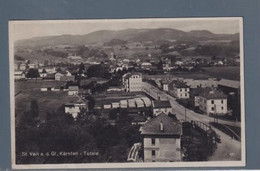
top-left (10, 18), bottom-right (244, 168)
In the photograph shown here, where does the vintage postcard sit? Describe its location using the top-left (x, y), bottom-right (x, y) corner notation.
top-left (9, 17), bottom-right (245, 169)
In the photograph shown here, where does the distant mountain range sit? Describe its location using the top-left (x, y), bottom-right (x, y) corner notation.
top-left (15, 28), bottom-right (239, 47)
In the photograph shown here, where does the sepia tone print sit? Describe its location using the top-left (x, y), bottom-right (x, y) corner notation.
top-left (9, 18), bottom-right (245, 169)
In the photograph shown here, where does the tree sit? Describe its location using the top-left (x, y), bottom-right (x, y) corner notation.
top-left (27, 68), bottom-right (40, 78)
top-left (78, 62), bottom-right (85, 75)
top-left (30, 99), bottom-right (39, 118)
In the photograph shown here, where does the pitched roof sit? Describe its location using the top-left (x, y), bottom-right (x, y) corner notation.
top-left (161, 79), bottom-right (172, 84)
top-left (171, 80), bottom-right (190, 88)
top-left (199, 89), bottom-right (227, 99)
top-left (140, 113), bottom-right (182, 136)
top-left (68, 86), bottom-right (79, 91)
top-left (65, 96), bottom-right (87, 106)
top-left (152, 100), bottom-right (171, 109)
top-left (123, 72), bottom-right (142, 79)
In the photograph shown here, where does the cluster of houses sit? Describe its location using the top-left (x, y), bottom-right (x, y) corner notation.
top-left (160, 78), bottom-right (239, 115)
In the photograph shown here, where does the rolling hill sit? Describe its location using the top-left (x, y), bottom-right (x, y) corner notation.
top-left (15, 28), bottom-right (239, 47)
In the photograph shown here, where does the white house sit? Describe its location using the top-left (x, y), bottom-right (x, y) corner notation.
top-left (65, 96), bottom-right (88, 118)
top-left (122, 72), bottom-right (142, 92)
top-left (198, 89), bottom-right (228, 115)
top-left (151, 100), bottom-right (172, 116)
top-left (161, 79), bottom-right (172, 92)
top-left (14, 71), bottom-right (26, 80)
top-left (169, 80), bottom-right (190, 99)
top-left (140, 113), bottom-right (182, 162)
top-left (68, 86), bottom-right (79, 96)
top-left (55, 71), bottom-right (72, 81)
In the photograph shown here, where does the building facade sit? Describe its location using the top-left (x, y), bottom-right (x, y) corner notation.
top-left (140, 113), bottom-right (182, 162)
top-left (152, 100), bottom-right (172, 116)
top-left (198, 89), bottom-right (228, 115)
top-left (122, 72), bottom-right (142, 92)
top-left (169, 80), bottom-right (190, 99)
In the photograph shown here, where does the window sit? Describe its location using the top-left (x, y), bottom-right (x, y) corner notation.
top-left (211, 100), bottom-right (214, 104)
top-left (185, 88), bottom-right (187, 91)
top-left (185, 93), bottom-right (187, 97)
top-left (151, 138), bottom-right (155, 145)
top-left (221, 107), bottom-right (224, 110)
top-left (180, 89), bottom-right (182, 92)
top-left (211, 107), bottom-right (214, 111)
top-left (221, 100), bottom-right (224, 104)
top-left (152, 150), bottom-right (156, 156)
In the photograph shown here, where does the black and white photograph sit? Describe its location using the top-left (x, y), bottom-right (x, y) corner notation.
top-left (9, 18), bottom-right (245, 169)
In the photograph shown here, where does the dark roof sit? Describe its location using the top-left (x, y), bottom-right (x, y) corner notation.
top-left (140, 113), bottom-right (182, 135)
top-left (161, 79), bottom-right (172, 84)
top-left (190, 87), bottom-right (211, 96)
top-left (65, 96), bottom-right (87, 105)
top-left (171, 80), bottom-right (190, 88)
top-left (123, 72), bottom-right (142, 79)
top-left (199, 89), bottom-right (227, 99)
top-left (60, 75), bottom-right (75, 81)
top-left (152, 100), bottom-right (171, 109)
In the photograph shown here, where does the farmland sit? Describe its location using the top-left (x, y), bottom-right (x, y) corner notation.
top-left (15, 80), bottom-right (68, 124)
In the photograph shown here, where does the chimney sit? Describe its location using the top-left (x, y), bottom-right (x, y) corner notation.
top-left (160, 121), bottom-right (164, 131)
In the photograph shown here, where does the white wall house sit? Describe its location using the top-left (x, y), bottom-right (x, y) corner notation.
top-left (152, 100), bottom-right (172, 116)
top-left (65, 96), bottom-right (88, 118)
top-left (140, 113), bottom-right (182, 162)
top-left (122, 72), bottom-right (142, 92)
top-left (198, 89), bottom-right (228, 115)
top-left (14, 71), bottom-right (26, 80)
top-left (68, 86), bottom-right (79, 96)
top-left (169, 80), bottom-right (190, 99)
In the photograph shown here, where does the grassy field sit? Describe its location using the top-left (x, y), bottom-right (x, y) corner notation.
top-left (201, 66), bottom-right (240, 81)
top-left (15, 81), bottom-right (68, 124)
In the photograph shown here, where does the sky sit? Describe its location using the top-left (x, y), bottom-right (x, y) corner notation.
top-left (10, 18), bottom-right (242, 42)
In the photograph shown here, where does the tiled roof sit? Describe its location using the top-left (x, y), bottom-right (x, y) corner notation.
top-left (65, 96), bottom-right (87, 105)
top-left (123, 72), bottom-right (142, 79)
top-left (68, 86), bottom-right (79, 91)
top-left (199, 89), bottom-right (227, 99)
top-left (140, 113), bottom-right (182, 135)
top-left (171, 80), bottom-right (190, 88)
top-left (161, 79), bottom-right (172, 84)
top-left (190, 87), bottom-right (211, 96)
top-left (152, 100), bottom-right (171, 109)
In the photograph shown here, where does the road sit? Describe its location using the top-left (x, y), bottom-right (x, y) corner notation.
top-left (142, 81), bottom-right (242, 161)
top-left (142, 82), bottom-right (240, 127)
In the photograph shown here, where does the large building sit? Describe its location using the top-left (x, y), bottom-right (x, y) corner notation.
top-left (122, 72), bottom-right (142, 92)
top-left (140, 113), bottom-right (182, 162)
top-left (151, 100), bottom-right (172, 116)
top-left (198, 89), bottom-right (228, 115)
top-left (169, 80), bottom-right (190, 99)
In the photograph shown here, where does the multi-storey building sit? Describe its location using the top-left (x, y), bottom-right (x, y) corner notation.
top-left (122, 72), bottom-right (142, 92)
top-left (198, 89), bottom-right (228, 115)
top-left (169, 80), bottom-right (190, 99)
top-left (140, 113), bottom-right (182, 162)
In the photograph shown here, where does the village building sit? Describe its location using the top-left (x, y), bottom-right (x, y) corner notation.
top-left (19, 63), bottom-right (27, 70)
top-left (68, 86), bottom-right (79, 96)
top-left (141, 62), bottom-right (152, 70)
top-left (160, 79), bottom-right (172, 91)
top-left (140, 113), bottom-right (182, 162)
top-left (183, 78), bottom-right (218, 89)
top-left (151, 100), bottom-right (172, 116)
top-left (122, 72), bottom-right (142, 92)
top-left (198, 89), bottom-right (228, 115)
top-left (169, 80), bottom-right (190, 99)
top-left (55, 71), bottom-right (73, 81)
top-left (64, 96), bottom-right (88, 118)
top-left (14, 71), bottom-right (26, 80)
